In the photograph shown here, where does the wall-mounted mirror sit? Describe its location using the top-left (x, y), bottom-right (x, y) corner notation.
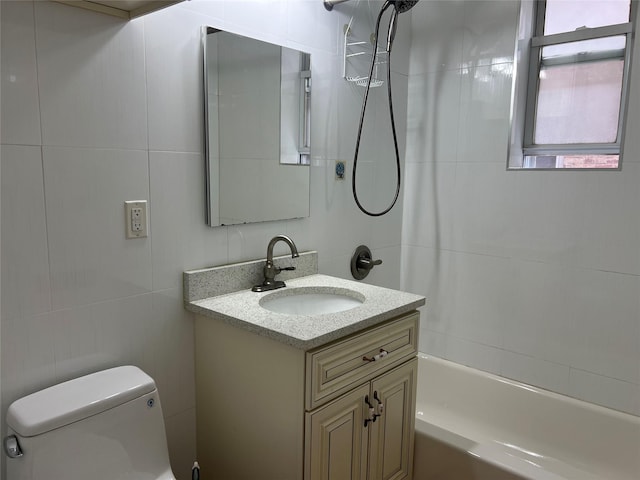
top-left (203, 27), bottom-right (311, 226)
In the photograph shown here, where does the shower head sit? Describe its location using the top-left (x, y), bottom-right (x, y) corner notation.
top-left (390, 0), bottom-right (419, 13)
top-left (384, 0), bottom-right (418, 52)
top-left (324, 0), bottom-right (418, 13)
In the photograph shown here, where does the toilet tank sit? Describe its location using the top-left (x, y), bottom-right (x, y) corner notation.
top-left (5, 366), bottom-right (176, 480)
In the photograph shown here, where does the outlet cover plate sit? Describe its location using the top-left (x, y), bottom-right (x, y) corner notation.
top-left (124, 200), bottom-right (148, 239)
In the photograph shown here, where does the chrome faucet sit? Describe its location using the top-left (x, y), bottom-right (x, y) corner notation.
top-left (252, 235), bottom-right (300, 292)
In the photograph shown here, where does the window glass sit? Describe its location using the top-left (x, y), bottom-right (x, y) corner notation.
top-left (542, 36), bottom-right (626, 62)
top-left (523, 154), bottom-right (619, 168)
top-left (534, 57), bottom-right (624, 144)
top-left (544, 0), bottom-right (631, 35)
top-left (510, 0), bottom-right (634, 170)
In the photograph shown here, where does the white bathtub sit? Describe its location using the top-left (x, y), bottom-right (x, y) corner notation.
top-left (413, 354), bottom-right (640, 480)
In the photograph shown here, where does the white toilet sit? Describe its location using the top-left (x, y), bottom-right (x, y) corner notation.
top-left (4, 366), bottom-right (177, 480)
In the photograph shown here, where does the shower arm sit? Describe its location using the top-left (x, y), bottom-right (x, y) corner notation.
top-left (324, 0), bottom-right (351, 11)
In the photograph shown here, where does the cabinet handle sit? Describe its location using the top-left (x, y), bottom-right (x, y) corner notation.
top-left (373, 391), bottom-right (384, 416)
top-left (364, 395), bottom-right (380, 427)
top-left (363, 348), bottom-right (389, 362)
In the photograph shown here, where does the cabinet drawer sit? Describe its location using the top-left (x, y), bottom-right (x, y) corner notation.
top-left (306, 312), bottom-right (419, 410)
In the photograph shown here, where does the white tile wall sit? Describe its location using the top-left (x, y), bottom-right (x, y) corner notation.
top-left (456, 63), bottom-right (513, 162)
top-left (1, 312), bottom-right (56, 409)
top-left (500, 351), bottom-right (571, 396)
top-left (409, 0), bottom-right (465, 75)
top-left (0, 1), bottom-right (41, 146)
top-left (568, 271), bottom-right (640, 384)
top-left (460, 0), bottom-right (520, 67)
top-left (401, 162), bottom-right (457, 249)
top-left (444, 252), bottom-right (514, 349)
top-left (365, 244), bottom-right (402, 290)
top-left (149, 288), bottom-right (196, 419)
top-left (224, 0), bottom-right (288, 44)
top-left (336, 75), bottom-right (372, 160)
top-left (227, 220), bottom-right (288, 263)
top-left (503, 260), bottom-right (583, 367)
top-left (451, 162), bottom-right (523, 257)
top-left (1, 1), bottom-right (407, 479)
top-left (49, 304), bottom-right (101, 381)
top-left (43, 147), bottom-right (152, 310)
top-left (35, 2), bottom-right (148, 150)
top-left (403, 0), bottom-right (640, 416)
top-left (405, 69), bottom-right (461, 164)
top-left (144, 6), bottom-right (205, 153)
top-left (445, 336), bottom-right (502, 376)
top-left (569, 368), bottom-right (640, 416)
top-left (1, 145), bottom-right (51, 320)
top-left (286, 0), bottom-right (338, 54)
top-left (149, 151), bottom-right (228, 290)
top-left (509, 165), bottom-right (640, 274)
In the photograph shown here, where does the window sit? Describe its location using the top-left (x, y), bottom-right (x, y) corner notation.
top-left (509, 0), bottom-right (637, 169)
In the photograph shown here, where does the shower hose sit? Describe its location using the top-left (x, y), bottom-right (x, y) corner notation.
top-left (352, 1), bottom-right (401, 217)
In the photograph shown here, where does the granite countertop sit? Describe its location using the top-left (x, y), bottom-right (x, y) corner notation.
top-left (185, 274), bottom-right (425, 350)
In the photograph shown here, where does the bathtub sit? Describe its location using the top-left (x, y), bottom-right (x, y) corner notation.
top-left (413, 354), bottom-right (640, 480)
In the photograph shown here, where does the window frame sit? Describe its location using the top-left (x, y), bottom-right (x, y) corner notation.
top-left (509, 0), bottom-right (638, 170)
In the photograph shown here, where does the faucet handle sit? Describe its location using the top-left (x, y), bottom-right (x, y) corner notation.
top-left (356, 257), bottom-right (382, 270)
top-left (350, 245), bottom-right (381, 280)
top-left (277, 266), bottom-right (296, 273)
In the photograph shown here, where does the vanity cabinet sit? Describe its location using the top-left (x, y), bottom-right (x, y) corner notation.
top-left (306, 358), bottom-right (417, 480)
top-left (194, 310), bottom-right (419, 480)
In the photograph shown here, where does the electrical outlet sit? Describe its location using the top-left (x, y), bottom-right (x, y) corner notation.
top-left (124, 200), bottom-right (148, 239)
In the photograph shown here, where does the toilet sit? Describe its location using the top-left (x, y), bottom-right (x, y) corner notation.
top-left (4, 366), bottom-right (177, 480)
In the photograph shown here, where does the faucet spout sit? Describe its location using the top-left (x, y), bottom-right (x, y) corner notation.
top-left (252, 235), bottom-right (299, 292)
top-left (266, 234), bottom-right (299, 263)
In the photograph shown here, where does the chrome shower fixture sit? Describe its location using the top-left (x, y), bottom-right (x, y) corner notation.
top-left (323, 0), bottom-right (351, 11)
top-left (391, 0), bottom-right (419, 13)
top-left (386, 1), bottom-right (419, 51)
top-left (325, 0), bottom-right (418, 14)
top-left (353, 0), bottom-right (418, 216)
top-left (324, 0), bottom-right (419, 216)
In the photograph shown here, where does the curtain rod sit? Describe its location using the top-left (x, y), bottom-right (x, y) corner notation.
top-left (324, 0), bottom-right (351, 11)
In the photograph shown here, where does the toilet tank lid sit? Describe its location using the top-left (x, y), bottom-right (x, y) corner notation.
top-left (6, 366), bottom-right (156, 437)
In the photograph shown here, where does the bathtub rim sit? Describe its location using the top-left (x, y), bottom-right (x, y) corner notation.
top-left (416, 353), bottom-right (640, 422)
top-left (414, 353), bottom-right (640, 480)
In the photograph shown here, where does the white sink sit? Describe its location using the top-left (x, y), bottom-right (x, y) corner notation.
top-left (259, 287), bottom-right (364, 315)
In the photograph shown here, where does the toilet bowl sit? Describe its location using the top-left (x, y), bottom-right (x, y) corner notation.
top-left (4, 366), bottom-right (177, 480)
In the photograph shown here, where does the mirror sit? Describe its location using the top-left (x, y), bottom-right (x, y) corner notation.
top-left (203, 27), bottom-right (311, 226)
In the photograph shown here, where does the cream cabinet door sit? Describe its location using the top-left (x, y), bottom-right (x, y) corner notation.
top-left (306, 383), bottom-right (370, 480)
top-left (368, 358), bottom-right (418, 480)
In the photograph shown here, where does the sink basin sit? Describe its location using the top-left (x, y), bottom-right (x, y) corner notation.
top-left (259, 287), bottom-right (364, 315)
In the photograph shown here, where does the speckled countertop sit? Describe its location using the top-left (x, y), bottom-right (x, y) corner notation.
top-left (186, 274), bottom-right (425, 350)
